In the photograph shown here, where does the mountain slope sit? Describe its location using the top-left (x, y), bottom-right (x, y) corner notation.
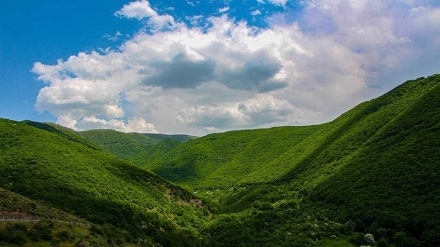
top-left (2, 74), bottom-right (439, 246)
top-left (80, 129), bottom-right (195, 166)
top-left (0, 119), bottom-right (209, 246)
top-left (142, 75), bottom-right (439, 192)
top-left (148, 126), bottom-right (321, 188)
top-left (0, 186), bottom-right (113, 246)
top-left (210, 75), bottom-right (440, 247)
top-left (139, 74), bottom-right (440, 246)
top-left (311, 75), bottom-right (440, 246)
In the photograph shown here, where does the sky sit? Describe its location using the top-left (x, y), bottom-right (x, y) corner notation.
top-left (1, 0), bottom-right (440, 135)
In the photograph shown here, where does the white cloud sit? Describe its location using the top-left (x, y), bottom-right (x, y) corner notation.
top-left (103, 31), bottom-right (123, 41)
top-left (33, 51), bottom-right (136, 120)
top-left (33, 0), bottom-right (440, 135)
top-left (218, 6), bottom-right (230, 13)
top-left (268, 0), bottom-right (288, 7)
top-left (115, 0), bottom-right (176, 31)
top-left (115, 0), bottom-right (157, 20)
top-left (186, 15), bottom-right (204, 26)
top-left (186, 0), bottom-right (198, 7)
top-left (176, 94), bottom-right (295, 130)
top-left (301, 0), bottom-right (440, 88)
top-left (56, 115), bottom-right (78, 130)
top-left (76, 116), bottom-right (157, 133)
top-left (258, 0), bottom-right (287, 7)
top-left (251, 10), bottom-right (262, 16)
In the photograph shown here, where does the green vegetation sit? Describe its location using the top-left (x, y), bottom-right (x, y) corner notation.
top-left (139, 74), bottom-right (440, 246)
top-left (142, 75), bottom-right (439, 192)
top-left (1, 74), bottom-right (439, 246)
top-left (0, 119), bottom-right (209, 246)
top-left (139, 125), bottom-right (321, 188)
top-left (22, 120), bottom-right (100, 150)
top-left (311, 75), bottom-right (440, 246)
top-left (0, 187), bottom-right (109, 246)
top-left (0, 221), bottom-right (110, 246)
top-left (80, 129), bottom-right (195, 166)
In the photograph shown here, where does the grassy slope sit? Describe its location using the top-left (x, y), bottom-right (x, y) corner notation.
top-left (0, 187), bottom-right (86, 223)
top-left (211, 75), bottom-right (440, 247)
top-left (140, 75), bottom-right (440, 246)
top-left (80, 129), bottom-right (194, 166)
top-left (0, 187), bottom-right (110, 246)
top-left (145, 126), bottom-right (321, 188)
top-left (143, 76), bottom-right (439, 192)
top-left (276, 75), bottom-right (439, 189)
top-left (0, 119), bottom-right (209, 246)
top-left (311, 75), bottom-right (440, 246)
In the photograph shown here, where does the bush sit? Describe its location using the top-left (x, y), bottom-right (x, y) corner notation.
top-left (377, 238), bottom-right (390, 247)
top-left (0, 223), bottom-right (29, 245)
top-left (343, 220), bottom-right (356, 234)
top-left (364, 233), bottom-right (375, 245)
top-left (29, 220), bottom-right (53, 241)
top-left (348, 233), bottom-right (365, 245)
top-left (57, 230), bottom-right (71, 241)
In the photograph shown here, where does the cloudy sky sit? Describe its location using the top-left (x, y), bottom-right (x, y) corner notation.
top-left (1, 0), bottom-right (439, 135)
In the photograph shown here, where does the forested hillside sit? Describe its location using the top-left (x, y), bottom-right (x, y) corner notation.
top-left (141, 75), bottom-right (439, 191)
top-left (176, 75), bottom-right (433, 246)
top-left (0, 186), bottom-right (112, 246)
top-left (0, 119), bottom-right (209, 246)
top-left (80, 129), bottom-right (195, 166)
top-left (1, 75), bottom-right (439, 246)
top-left (138, 74), bottom-right (440, 246)
top-left (311, 76), bottom-right (440, 246)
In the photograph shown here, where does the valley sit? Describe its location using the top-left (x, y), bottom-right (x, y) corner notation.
top-left (1, 74), bottom-right (439, 246)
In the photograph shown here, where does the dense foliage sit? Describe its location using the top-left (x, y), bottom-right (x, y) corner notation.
top-left (1, 74), bottom-right (439, 246)
top-left (0, 120), bottom-right (209, 246)
top-left (311, 75), bottom-right (440, 246)
top-left (80, 129), bottom-right (194, 166)
top-left (0, 186), bottom-right (114, 246)
top-left (138, 74), bottom-right (440, 246)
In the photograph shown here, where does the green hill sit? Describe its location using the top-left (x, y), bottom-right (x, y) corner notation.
top-left (1, 74), bottom-right (439, 246)
top-left (311, 75), bottom-right (440, 246)
top-left (145, 125), bottom-right (321, 188)
top-left (140, 75), bottom-right (440, 246)
top-left (80, 129), bottom-right (195, 166)
top-left (0, 186), bottom-right (113, 246)
top-left (141, 76), bottom-right (438, 192)
top-left (22, 120), bottom-right (100, 150)
top-left (0, 119), bottom-right (209, 246)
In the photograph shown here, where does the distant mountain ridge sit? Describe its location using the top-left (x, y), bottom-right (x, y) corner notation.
top-left (80, 129), bottom-right (196, 166)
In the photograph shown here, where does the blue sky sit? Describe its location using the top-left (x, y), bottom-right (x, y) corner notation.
top-left (1, 0), bottom-right (440, 135)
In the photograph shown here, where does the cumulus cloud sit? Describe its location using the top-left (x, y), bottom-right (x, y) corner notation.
top-left (32, 51), bottom-right (136, 121)
top-left (301, 0), bottom-right (440, 88)
top-left (143, 54), bottom-right (216, 89)
top-left (32, 0), bottom-right (440, 134)
top-left (75, 116), bottom-right (157, 133)
top-left (115, 0), bottom-right (176, 31)
top-left (218, 49), bottom-right (287, 92)
top-left (176, 94), bottom-right (295, 131)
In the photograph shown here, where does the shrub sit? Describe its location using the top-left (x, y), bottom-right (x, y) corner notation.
top-left (364, 233), bottom-right (375, 245)
top-left (57, 230), bottom-right (71, 241)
